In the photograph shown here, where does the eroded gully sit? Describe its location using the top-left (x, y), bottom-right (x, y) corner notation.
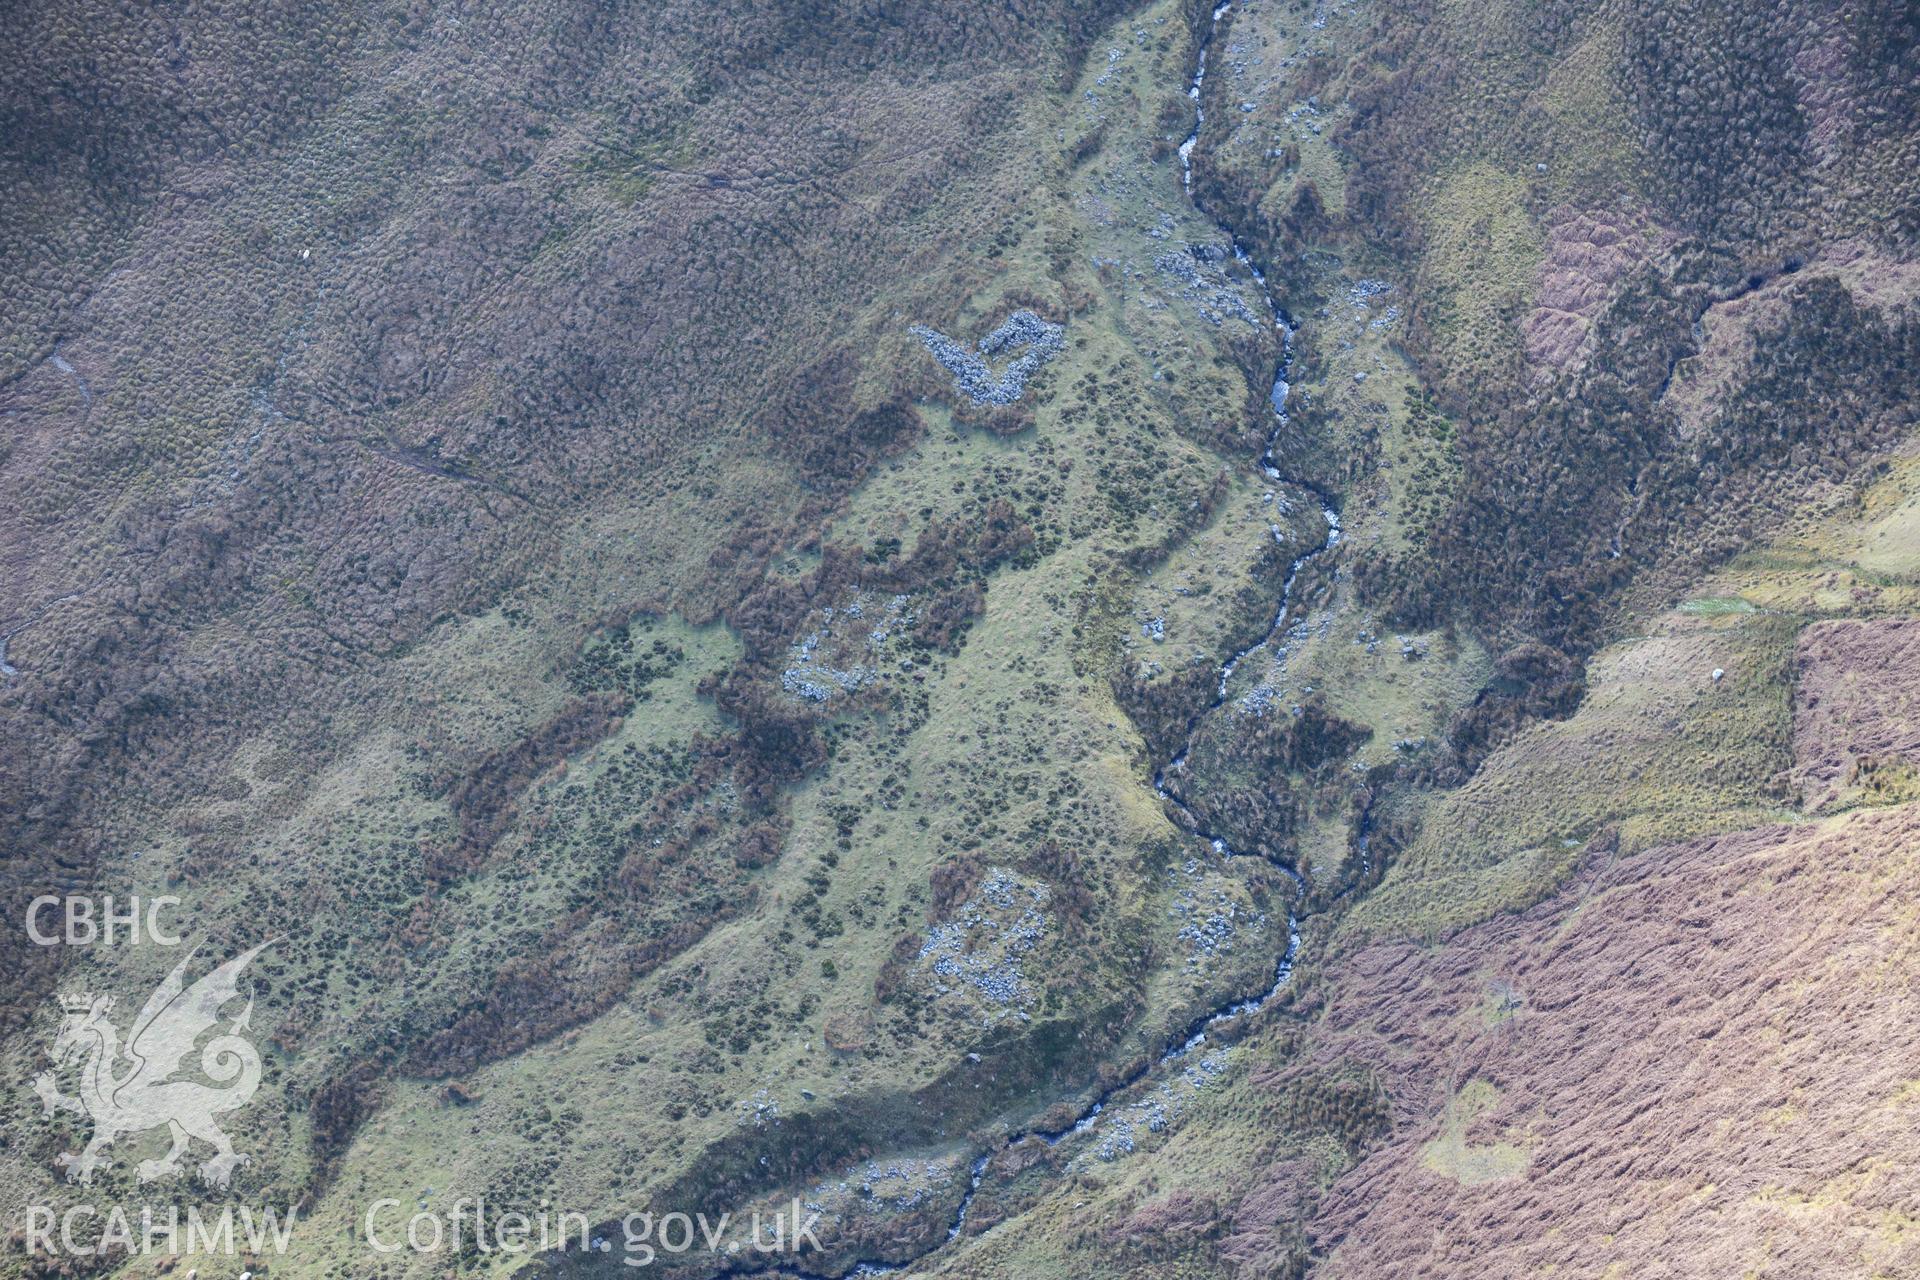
top-left (795, 5), bottom-right (1342, 1273)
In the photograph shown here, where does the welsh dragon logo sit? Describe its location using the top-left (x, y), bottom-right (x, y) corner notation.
top-left (32, 942), bottom-right (270, 1189)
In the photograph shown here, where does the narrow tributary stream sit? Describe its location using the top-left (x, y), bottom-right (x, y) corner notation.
top-left (782, 6), bottom-right (1348, 1276)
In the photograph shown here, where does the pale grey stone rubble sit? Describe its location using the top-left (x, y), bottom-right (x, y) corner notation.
top-left (1166, 858), bottom-right (1267, 973)
top-left (782, 591), bottom-right (914, 703)
top-left (1088, 1048), bottom-right (1234, 1163)
top-left (918, 869), bottom-right (1050, 1022)
top-left (736, 1087), bottom-right (781, 1129)
top-left (910, 310), bottom-right (1065, 406)
top-left (1154, 247), bottom-right (1261, 326)
top-left (1182, 1046), bottom-right (1232, 1089)
top-left (801, 1156), bottom-right (961, 1224)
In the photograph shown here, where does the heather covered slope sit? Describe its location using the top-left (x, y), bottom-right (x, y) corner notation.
top-left (1190, 0), bottom-right (1919, 654)
top-left (1310, 803), bottom-right (1920, 1280)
